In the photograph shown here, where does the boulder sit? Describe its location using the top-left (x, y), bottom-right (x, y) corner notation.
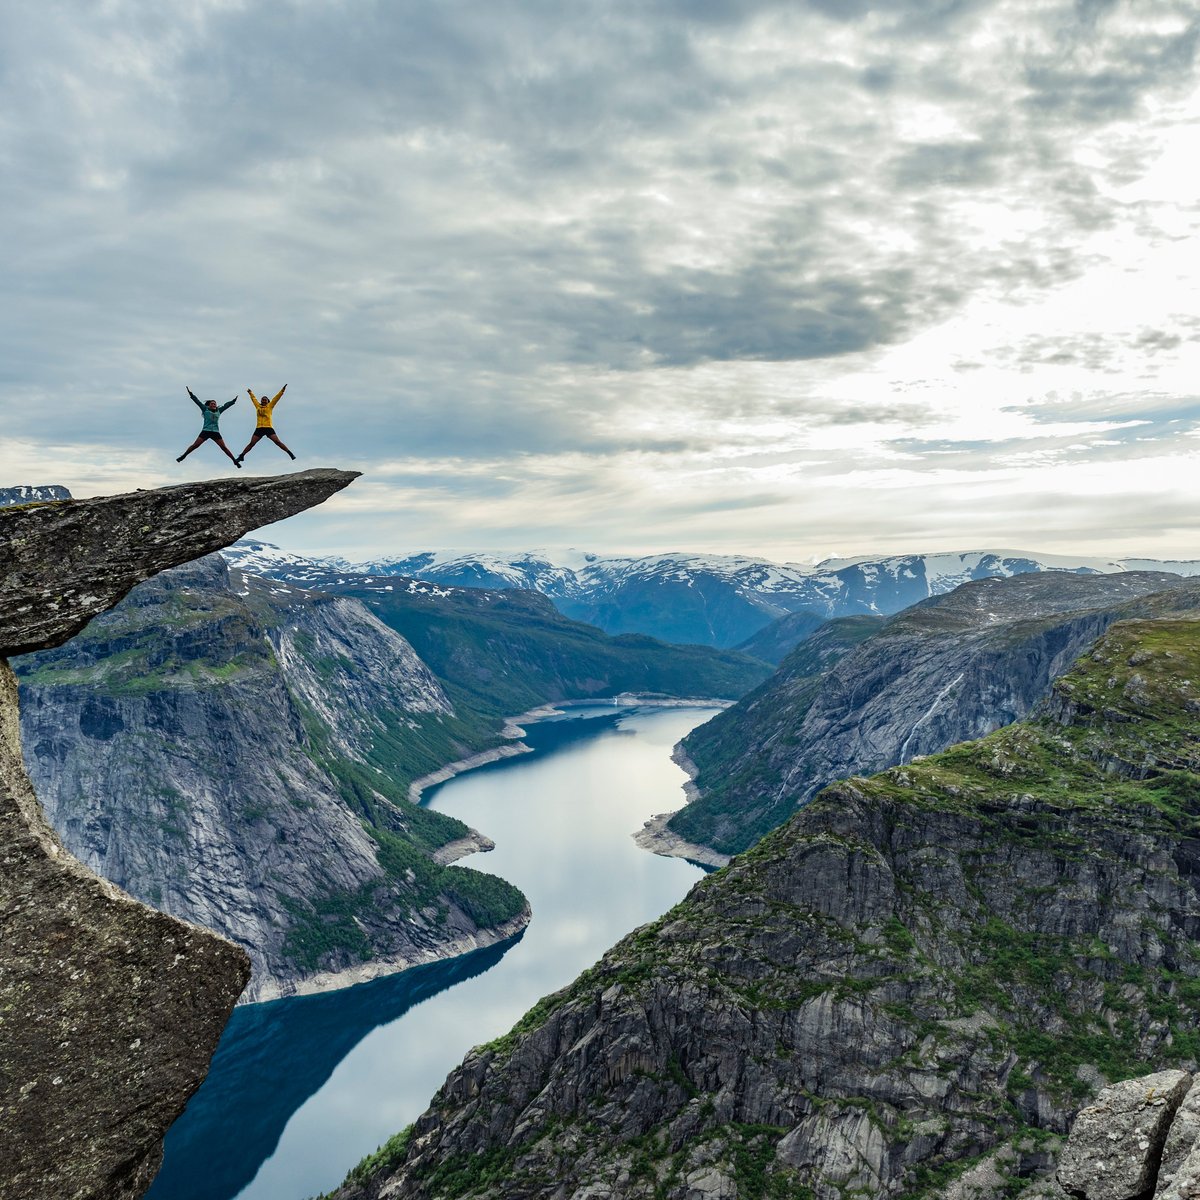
top-left (1057, 1070), bottom-right (1192, 1200)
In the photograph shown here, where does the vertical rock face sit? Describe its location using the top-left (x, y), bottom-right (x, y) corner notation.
top-left (673, 571), bottom-right (1200, 856)
top-left (0, 663), bottom-right (250, 1200)
top-left (333, 618), bottom-right (1200, 1200)
top-left (0, 471), bottom-right (357, 1200)
top-left (16, 555), bottom-right (528, 1003)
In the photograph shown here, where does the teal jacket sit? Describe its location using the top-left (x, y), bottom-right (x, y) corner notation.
top-left (190, 391), bottom-right (236, 432)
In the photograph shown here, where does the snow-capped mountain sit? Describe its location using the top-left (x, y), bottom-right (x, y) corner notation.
top-left (0, 484), bottom-right (72, 507)
top-left (221, 539), bottom-right (352, 584)
top-left (354, 549), bottom-right (591, 596)
top-left (221, 541), bottom-right (1200, 650)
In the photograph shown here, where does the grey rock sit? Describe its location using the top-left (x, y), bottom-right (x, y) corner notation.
top-left (16, 555), bottom-right (527, 1003)
top-left (1155, 1078), bottom-right (1200, 1198)
top-left (673, 571), bottom-right (1200, 855)
top-left (0, 468), bottom-right (358, 657)
top-left (1057, 1070), bottom-right (1191, 1200)
top-left (0, 470), bottom-right (356, 1199)
top-left (1158, 1140), bottom-right (1200, 1200)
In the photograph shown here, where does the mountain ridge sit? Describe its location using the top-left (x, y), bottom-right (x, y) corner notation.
top-left (670, 571), bottom-right (1200, 857)
top-left (224, 541), bottom-right (1200, 649)
top-left (328, 613), bottom-right (1200, 1200)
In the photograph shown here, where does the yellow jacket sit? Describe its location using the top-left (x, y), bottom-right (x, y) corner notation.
top-left (248, 386), bottom-right (286, 429)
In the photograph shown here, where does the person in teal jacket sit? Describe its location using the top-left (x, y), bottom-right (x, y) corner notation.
top-left (176, 388), bottom-right (241, 467)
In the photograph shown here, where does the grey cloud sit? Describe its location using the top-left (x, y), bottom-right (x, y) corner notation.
top-left (3, 0), bottom-right (1200, 504)
top-left (891, 142), bottom-right (999, 190)
top-left (1023, 10), bottom-right (1199, 122)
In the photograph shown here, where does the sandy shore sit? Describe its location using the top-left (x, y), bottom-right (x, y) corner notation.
top-left (406, 742), bottom-right (533, 803)
top-left (630, 742), bottom-right (731, 869)
top-left (633, 813), bottom-right (730, 869)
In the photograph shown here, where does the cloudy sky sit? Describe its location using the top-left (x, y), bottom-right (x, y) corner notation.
top-left (3, 0), bottom-right (1200, 563)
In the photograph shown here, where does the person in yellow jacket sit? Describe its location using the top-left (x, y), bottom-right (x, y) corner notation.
top-left (235, 384), bottom-right (296, 464)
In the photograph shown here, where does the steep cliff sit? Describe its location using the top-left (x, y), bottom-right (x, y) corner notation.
top-left (0, 471), bottom-right (355, 1200)
top-left (228, 574), bottom-right (773, 715)
top-left (671, 571), bottom-right (1200, 856)
top-left (16, 554), bottom-right (528, 1004)
top-left (331, 614), bottom-right (1200, 1200)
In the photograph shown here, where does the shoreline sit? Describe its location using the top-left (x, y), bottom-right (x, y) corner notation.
top-left (246, 695), bottom-right (732, 1005)
top-left (409, 694), bottom-right (735, 804)
top-left (407, 743), bottom-right (533, 803)
top-left (241, 910), bottom-right (531, 1005)
top-left (631, 742), bottom-right (731, 869)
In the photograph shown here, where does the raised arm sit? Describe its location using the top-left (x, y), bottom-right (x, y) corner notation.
top-left (269, 383), bottom-right (287, 409)
top-left (247, 388), bottom-right (259, 406)
top-left (218, 397), bottom-right (237, 413)
top-left (187, 387), bottom-right (204, 411)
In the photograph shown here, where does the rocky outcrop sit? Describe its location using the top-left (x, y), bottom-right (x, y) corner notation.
top-left (1052, 1070), bottom-right (1200, 1200)
top-left (0, 471), bottom-right (354, 1199)
top-left (1057, 1071), bottom-right (1191, 1200)
top-left (672, 571), bottom-right (1200, 855)
top-left (2, 469), bottom-right (357, 658)
top-left (16, 554), bottom-right (529, 1004)
top-left (331, 616), bottom-right (1200, 1200)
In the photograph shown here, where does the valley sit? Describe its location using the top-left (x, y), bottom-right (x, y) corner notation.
top-left (10, 481), bottom-right (1200, 1200)
top-left (331, 614), bottom-right (1200, 1200)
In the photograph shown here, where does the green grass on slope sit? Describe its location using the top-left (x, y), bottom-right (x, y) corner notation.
top-left (283, 692), bottom-right (527, 973)
top-left (669, 615), bottom-right (884, 853)
top-left (365, 619), bottom-right (1200, 1200)
top-left (338, 588), bottom-right (772, 719)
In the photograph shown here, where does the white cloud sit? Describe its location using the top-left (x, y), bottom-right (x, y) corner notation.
top-left (2, 0), bottom-right (1200, 559)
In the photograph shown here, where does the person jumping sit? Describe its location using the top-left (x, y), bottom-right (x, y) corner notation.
top-left (177, 388), bottom-right (241, 467)
top-left (236, 384), bottom-right (296, 464)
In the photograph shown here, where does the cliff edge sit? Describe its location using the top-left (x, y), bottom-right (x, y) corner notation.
top-left (0, 470), bottom-right (357, 1200)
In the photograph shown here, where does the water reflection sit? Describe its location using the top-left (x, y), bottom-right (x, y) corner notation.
top-left (149, 704), bottom-right (717, 1200)
top-left (147, 938), bottom-right (520, 1200)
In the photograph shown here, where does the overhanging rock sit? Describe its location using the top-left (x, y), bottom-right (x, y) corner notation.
top-left (0, 469), bottom-right (358, 1199)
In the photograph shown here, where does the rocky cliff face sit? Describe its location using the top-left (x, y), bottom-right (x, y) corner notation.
top-left (331, 615), bottom-right (1200, 1200)
top-left (0, 471), bottom-right (355, 1200)
top-left (671, 571), bottom-right (1200, 856)
top-left (16, 554), bottom-right (529, 1004)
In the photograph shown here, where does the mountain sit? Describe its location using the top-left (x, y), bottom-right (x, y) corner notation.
top-left (0, 483), bottom-right (72, 506)
top-left (0, 471), bottom-right (356, 1200)
top-left (734, 609), bottom-right (829, 664)
top-left (16, 555), bottom-right (768, 1002)
top-left (318, 576), bottom-right (772, 719)
top-left (328, 614), bottom-right (1200, 1200)
top-left (225, 542), bottom-right (1200, 649)
top-left (15, 555), bottom-right (528, 1004)
top-left (670, 570), bottom-right (1200, 857)
top-left (354, 548), bottom-right (593, 595)
top-left (223, 536), bottom-right (351, 583)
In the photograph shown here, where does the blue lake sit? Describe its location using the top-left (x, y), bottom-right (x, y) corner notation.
top-left (148, 703), bottom-right (719, 1200)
